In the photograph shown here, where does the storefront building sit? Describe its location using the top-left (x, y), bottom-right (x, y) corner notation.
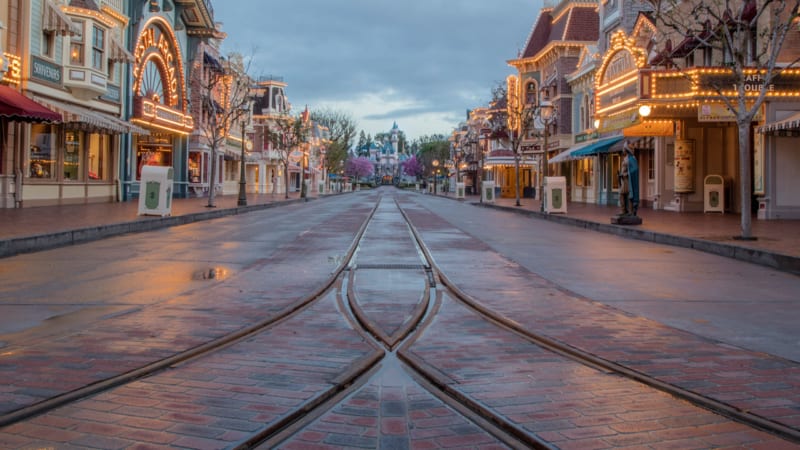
top-left (122, 3), bottom-right (199, 200)
top-left (251, 76), bottom-right (291, 196)
top-left (507, 0), bottom-right (600, 200)
top-left (8, 0), bottom-right (148, 207)
top-left (592, 26), bottom-right (666, 210)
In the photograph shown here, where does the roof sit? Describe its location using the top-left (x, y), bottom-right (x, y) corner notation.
top-left (520, 3), bottom-right (598, 60)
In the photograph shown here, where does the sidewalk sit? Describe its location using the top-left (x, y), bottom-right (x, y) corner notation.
top-left (460, 192), bottom-right (800, 274)
top-left (0, 189), bottom-right (798, 274)
top-left (0, 191), bottom-right (308, 258)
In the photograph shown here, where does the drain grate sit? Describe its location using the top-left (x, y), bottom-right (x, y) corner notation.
top-left (355, 263), bottom-right (428, 270)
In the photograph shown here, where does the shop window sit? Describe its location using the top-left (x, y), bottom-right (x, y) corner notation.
top-left (576, 158), bottom-right (593, 187)
top-left (64, 130), bottom-right (84, 181)
top-left (29, 124), bottom-right (56, 179)
top-left (92, 26), bottom-right (105, 70)
top-left (612, 153), bottom-right (621, 190)
top-left (70, 20), bottom-right (84, 65)
top-left (647, 149), bottom-right (655, 181)
top-left (88, 133), bottom-right (110, 181)
top-left (136, 144), bottom-right (173, 180)
top-left (188, 152), bottom-right (202, 183)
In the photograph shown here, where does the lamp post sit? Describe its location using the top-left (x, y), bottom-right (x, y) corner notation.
top-left (537, 101), bottom-right (555, 212)
top-left (237, 120), bottom-right (249, 206)
top-left (432, 158), bottom-right (440, 195)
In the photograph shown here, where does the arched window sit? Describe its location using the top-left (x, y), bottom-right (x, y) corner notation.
top-left (525, 80), bottom-right (538, 105)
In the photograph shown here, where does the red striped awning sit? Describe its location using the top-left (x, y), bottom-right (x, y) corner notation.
top-left (0, 85), bottom-right (61, 123)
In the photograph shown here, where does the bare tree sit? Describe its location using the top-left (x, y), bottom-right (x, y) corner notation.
top-left (191, 50), bottom-right (253, 207)
top-left (263, 113), bottom-right (311, 199)
top-left (490, 76), bottom-right (537, 207)
top-left (310, 108), bottom-right (358, 186)
top-left (652, 0), bottom-right (800, 238)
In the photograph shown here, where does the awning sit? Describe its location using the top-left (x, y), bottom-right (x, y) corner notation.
top-left (42, 0), bottom-right (80, 36)
top-left (33, 96), bottom-right (149, 135)
top-left (758, 111), bottom-right (800, 135)
top-left (550, 136), bottom-right (624, 163)
top-left (203, 51), bottom-right (224, 72)
top-left (108, 34), bottom-right (134, 63)
top-left (0, 86), bottom-right (62, 123)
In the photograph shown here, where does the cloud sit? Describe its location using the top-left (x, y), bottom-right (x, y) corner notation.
top-left (215, 0), bottom-right (539, 142)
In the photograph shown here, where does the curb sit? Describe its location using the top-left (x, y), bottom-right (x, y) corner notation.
top-left (475, 201), bottom-right (800, 275)
top-left (0, 197), bottom-right (309, 259)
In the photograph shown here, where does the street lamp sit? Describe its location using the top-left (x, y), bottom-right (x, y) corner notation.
top-left (537, 100), bottom-right (555, 212)
top-left (237, 119), bottom-right (251, 206)
top-left (432, 158), bottom-right (440, 195)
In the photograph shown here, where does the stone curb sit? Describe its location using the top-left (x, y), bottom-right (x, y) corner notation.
top-left (0, 197), bottom-right (309, 259)
top-left (475, 201), bottom-right (800, 275)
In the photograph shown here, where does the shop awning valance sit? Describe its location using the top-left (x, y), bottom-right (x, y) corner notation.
top-left (42, 0), bottom-right (80, 36)
top-left (758, 111), bottom-right (800, 135)
top-left (0, 85), bottom-right (62, 123)
top-left (550, 136), bottom-right (624, 163)
top-left (108, 34), bottom-right (134, 63)
top-left (33, 96), bottom-right (149, 135)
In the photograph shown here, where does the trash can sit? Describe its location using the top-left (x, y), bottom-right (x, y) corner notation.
top-left (704, 174), bottom-right (724, 213)
top-left (318, 180), bottom-right (325, 195)
top-left (456, 182), bottom-right (465, 199)
top-left (137, 165), bottom-right (173, 216)
top-left (543, 176), bottom-right (567, 214)
top-left (482, 181), bottom-right (495, 203)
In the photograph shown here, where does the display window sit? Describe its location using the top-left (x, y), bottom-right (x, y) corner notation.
top-left (136, 144), bottom-right (172, 180)
top-left (64, 130), bottom-right (84, 181)
top-left (28, 124), bottom-right (57, 179)
top-left (576, 158), bottom-right (593, 187)
top-left (612, 153), bottom-right (621, 190)
top-left (88, 134), bottom-right (111, 181)
top-left (189, 151), bottom-right (203, 183)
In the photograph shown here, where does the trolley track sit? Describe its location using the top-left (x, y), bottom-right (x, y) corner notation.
top-left (0, 190), bottom-right (797, 449)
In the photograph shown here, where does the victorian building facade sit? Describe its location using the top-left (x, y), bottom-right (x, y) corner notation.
top-left (3, 0), bottom-right (145, 207)
top-left (506, 0), bottom-right (600, 200)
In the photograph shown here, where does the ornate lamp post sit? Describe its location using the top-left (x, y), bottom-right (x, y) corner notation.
top-left (537, 101), bottom-right (555, 212)
top-left (237, 119), bottom-right (251, 206)
top-left (432, 158), bottom-right (440, 195)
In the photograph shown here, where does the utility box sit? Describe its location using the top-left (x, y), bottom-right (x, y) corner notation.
top-left (456, 182), bottom-right (465, 199)
top-left (704, 174), bottom-right (725, 213)
top-left (482, 181), bottom-right (495, 203)
top-left (543, 176), bottom-right (567, 214)
top-left (137, 165), bottom-right (173, 216)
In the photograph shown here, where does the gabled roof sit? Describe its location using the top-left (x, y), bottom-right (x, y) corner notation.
top-left (519, 3), bottom-right (598, 61)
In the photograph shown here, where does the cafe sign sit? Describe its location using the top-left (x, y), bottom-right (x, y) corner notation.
top-left (646, 68), bottom-right (800, 100)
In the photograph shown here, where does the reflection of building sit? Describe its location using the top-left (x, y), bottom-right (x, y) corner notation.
top-left (3, 0), bottom-right (146, 207)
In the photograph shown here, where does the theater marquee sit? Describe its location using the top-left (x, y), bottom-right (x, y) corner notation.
top-left (131, 17), bottom-right (194, 134)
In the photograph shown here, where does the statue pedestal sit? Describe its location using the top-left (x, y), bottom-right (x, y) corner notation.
top-left (611, 214), bottom-right (643, 225)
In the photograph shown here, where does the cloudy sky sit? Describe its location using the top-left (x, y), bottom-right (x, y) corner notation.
top-left (213, 1), bottom-right (541, 142)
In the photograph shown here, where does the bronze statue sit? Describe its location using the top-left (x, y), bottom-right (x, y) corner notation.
top-left (618, 141), bottom-right (639, 216)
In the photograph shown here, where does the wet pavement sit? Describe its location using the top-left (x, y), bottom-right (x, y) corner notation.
top-left (1, 189), bottom-right (797, 274)
top-left (0, 188), bottom-right (799, 448)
